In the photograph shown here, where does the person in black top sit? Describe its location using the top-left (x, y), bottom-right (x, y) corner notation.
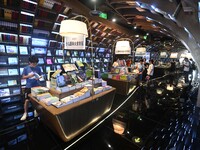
top-left (142, 58), bottom-right (148, 81)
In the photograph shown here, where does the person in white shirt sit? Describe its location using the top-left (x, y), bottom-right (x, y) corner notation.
top-left (146, 59), bottom-right (154, 80)
top-left (183, 57), bottom-right (190, 83)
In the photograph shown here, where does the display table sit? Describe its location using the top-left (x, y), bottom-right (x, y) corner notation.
top-left (103, 78), bottom-right (137, 95)
top-left (29, 88), bottom-right (116, 142)
top-left (154, 66), bottom-right (170, 78)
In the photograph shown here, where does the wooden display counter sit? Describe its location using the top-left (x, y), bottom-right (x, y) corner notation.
top-left (103, 78), bottom-right (137, 95)
top-left (29, 88), bottom-right (116, 142)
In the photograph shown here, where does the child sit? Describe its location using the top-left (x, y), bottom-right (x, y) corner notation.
top-left (20, 56), bottom-right (42, 121)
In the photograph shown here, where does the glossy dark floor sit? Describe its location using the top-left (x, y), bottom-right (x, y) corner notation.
top-left (2, 74), bottom-right (200, 150)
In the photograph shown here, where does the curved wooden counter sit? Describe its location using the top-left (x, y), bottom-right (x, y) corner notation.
top-left (29, 88), bottom-right (116, 142)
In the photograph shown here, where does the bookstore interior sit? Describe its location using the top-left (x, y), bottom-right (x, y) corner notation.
top-left (0, 0), bottom-right (200, 149)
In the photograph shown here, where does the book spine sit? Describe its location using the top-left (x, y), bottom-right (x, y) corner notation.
top-left (4, 0), bottom-right (7, 6)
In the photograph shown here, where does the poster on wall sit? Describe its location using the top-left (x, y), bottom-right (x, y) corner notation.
top-left (64, 35), bottom-right (86, 50)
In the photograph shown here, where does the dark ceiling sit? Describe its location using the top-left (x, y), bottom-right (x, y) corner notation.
top-left (75, 0), bottom-right (199, 51)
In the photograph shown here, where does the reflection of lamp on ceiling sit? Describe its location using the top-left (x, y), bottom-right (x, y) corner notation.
top-left (112, 38), bottom-right (134, 64)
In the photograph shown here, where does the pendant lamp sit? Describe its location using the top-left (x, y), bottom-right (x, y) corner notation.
top-left (115, 41), bottom-right (131, 54)
top-left (59, 20), bottom-right (88, 37)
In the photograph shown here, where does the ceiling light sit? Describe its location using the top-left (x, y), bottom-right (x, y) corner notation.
top-left (151, 5), bottom-right (156, 10)
top-left (21, 11), bottom-right (34, 16)
top-left (146, 17), bottom-right (153, 21)
top-left (23, 0), bottom-right (37, 5)
top-left (54, 23), bottom-right (61, 26)
top-left (136, 7), bottom-right (146, 12)
top-left (126, 1), bottom-right (136, 6)
top-left (136, 2), bottom-right (140, 6)
top-left (58, 14), bottom-right (68, 18)
top-left (20, 23), bottom-right (32, 27)
top-left (107, 144), bottom-right (112, 148)
top-left (112, 18), bottom-right (116, 22)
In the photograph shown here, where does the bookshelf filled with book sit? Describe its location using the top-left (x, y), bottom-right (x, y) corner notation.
top-left (0, 0), bottom-right (133, 147)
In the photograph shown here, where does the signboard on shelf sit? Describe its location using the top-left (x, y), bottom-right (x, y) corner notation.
top-left (64, 35), bottom-right (86, 50)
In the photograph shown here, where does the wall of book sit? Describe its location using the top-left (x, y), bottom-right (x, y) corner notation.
top-left (0, 0), bottom-right (118, 148)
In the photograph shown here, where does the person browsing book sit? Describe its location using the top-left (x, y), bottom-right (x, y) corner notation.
top-left (20, 56), bottom-right (42, 121)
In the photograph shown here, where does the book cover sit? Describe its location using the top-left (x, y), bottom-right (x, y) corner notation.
top-left (0, 68), bottom-right (8, 75)
top-left (8, 57), bottom-right (18, 65)
top-left (46, 58), bottom-right (53, 64)
top-left (4, 9), bottom-right (12, 20)
top-left (0, 88), bottom-right (10, 97)
top-left (51, 101), bottom-right (65, 108)
top-left (8, 69), bottom-right (18, 75)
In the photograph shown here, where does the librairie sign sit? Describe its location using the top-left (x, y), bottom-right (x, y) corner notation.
top-left (64, 35), bottom-right (86, 50)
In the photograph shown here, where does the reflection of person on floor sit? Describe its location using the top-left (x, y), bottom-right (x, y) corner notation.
top-left (182, 57), bottom-right (190, 83)
top-left (142, 59), bottom-right (148, 81)
top-left (170, 59), bottom-right (176, 73)
top-left (20, 56), bottom-right (42, 121)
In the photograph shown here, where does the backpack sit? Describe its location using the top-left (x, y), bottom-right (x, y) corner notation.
top-left (191, 62), bottom-right (196, 70)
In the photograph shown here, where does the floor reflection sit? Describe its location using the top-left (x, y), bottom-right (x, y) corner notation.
top-left (3, 73), bottom-right (200, 150)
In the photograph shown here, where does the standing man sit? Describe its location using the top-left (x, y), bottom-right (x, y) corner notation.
top-left (146, 59), bottom-right (154, 80)
top-left (20, 56), bottom-right (42, 121)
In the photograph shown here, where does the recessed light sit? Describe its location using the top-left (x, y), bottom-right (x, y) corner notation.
top-left (112, 18), bottom-right (116, 22)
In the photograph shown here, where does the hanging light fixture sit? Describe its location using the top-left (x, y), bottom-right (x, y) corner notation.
top-left (59, 20), bottom-right (88, 37)
top-left (111, 38), bottom-right (133, 65)
top-left (59, 16), bottom-right (89, 50)
top-left (115, 40), bottom-right (131, 55)
top-left (59, 15), bottom-right (96, 95)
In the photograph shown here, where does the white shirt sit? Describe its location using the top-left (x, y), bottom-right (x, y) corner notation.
top-left (183, 61), bottom-right (190, 72)
top-left (147, 64), bottom-right (154, 76)
top-left (137, 63), bottom-right (144, 72)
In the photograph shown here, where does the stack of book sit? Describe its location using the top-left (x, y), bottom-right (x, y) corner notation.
top-left (36, 92), bottom-right (52, 101)
top-left (31, 86), bottom-right (49, 97)
top-left (41, 96), bottom-right (59, 106)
